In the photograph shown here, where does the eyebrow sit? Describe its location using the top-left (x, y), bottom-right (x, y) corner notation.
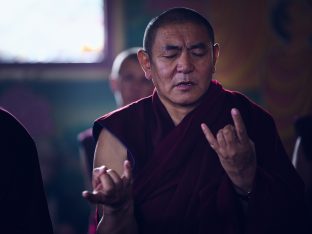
top-left (163, 45), bottom-right (182, 51)
top-left (163, 42), bottom-right (208, 51)
top-left (187, 42), bottom-right (208, 50)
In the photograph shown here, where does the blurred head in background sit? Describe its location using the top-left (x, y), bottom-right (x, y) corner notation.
top-left (109, 47), bottom-right (154, 107)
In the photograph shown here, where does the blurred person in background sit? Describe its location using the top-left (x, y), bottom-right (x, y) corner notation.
top-left (78, 47), bottom-right (154, 234)
top-left (78, 47), bottom-right (154, 186)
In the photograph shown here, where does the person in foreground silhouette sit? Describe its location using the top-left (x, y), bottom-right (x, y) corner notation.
top-left (0, 107), bottom-right (53, 234)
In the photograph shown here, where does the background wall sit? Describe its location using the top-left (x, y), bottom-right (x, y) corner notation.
top-left (0, 0), bottom-right (311, 233)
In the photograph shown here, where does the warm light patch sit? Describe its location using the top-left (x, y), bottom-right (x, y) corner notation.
top-left (0, 0), bottom-right (105, 63)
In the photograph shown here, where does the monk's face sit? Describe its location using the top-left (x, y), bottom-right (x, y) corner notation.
top-left (141, 22), bottom-right (219, 109)
top-left (114, 58), bottom-right (154, 106)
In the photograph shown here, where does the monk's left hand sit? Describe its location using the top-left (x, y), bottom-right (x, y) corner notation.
top-left (201, 108), bottom-right (256, 194)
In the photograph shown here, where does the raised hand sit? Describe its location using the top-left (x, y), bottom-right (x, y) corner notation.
top-left (201, 108), bottom-right (256, 193)
top-left (82, 160), bottom-right (133, 213)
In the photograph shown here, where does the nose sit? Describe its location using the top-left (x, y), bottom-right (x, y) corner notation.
top-left (177, 51), bottom-right (194, 74)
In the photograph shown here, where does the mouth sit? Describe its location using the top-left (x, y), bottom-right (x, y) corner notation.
top-left (176, 81), bottom-right (195, 86)
top-left (174, 81), bottom-right (195, 90)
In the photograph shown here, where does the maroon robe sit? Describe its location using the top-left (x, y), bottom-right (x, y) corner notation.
top-left (93, 80), bottom-right (309, 234)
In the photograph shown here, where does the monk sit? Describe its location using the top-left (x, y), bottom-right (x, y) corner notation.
top-left (83, 7), bottom-right (309, 234)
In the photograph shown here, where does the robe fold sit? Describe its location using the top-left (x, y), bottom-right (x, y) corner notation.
top-left (93, 80), bottom-right (308, 234)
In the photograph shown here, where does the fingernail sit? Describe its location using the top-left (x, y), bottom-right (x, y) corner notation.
top-left (82, 191), bottom-right (89, 197)
top-left (124, 160), bottom-right (131, 168)
top-left (94, 166), bottom-right (106, 174)
top-left (94, 167), bottom-right (102, 173)
top-left (231, 108), bottom-right (238, 115)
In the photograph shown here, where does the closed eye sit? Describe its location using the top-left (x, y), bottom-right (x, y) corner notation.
top-left (191, 48), bottom-right (207, 57)
top-left (163, 53), bottom-right (178, 59)
top-left (188, 43), bottom-right (210, 57)
top-left (162, 45), bottom-right (181, 59)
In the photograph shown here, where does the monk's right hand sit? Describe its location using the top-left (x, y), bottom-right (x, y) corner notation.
top-left (82, 160), bottom-right (133, 213)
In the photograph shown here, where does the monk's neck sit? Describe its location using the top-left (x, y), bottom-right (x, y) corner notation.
top-left (164, 102), bottom-right (197, 126)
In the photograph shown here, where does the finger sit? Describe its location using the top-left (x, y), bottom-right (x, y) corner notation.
top-left (222, 124), bottom-right (237, 145)
top-left (231, 108), bottom-right (248, 143)
top-left (92, 166), bottom-right (107, 188)
top-left (94, 182), bottom-right (103, 191)
top-left (99, 171), bottom-right (115, 193)
top-left (107, 169), bottom-right (122, 189)
top-left (93, 165), bottom-right (107, 175)
top-left (82, 190), bottom-right (107, 204)
top-left (82, 190), bottom-right (92, 199)
top-left (217, 130), bottom-right (226, 148)
top-left (122, 160), bottom-right (132, 185)
top-left (201, 123), bottom-right (218, 149)
top-left (92, 177), bottom-right (100, 190)
top-left (82, 190), bottom-right (101, 204)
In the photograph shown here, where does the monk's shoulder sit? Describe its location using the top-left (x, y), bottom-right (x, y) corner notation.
top-left (93, 96), bottom-right (153, 141)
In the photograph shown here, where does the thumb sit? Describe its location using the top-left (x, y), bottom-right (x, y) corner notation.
top-left (82, 190), bottom-right (101, 204)
top-left (122, 160), bottom-right (132, 185)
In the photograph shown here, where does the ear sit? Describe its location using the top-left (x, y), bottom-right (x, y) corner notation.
top-left (212, 43), bottom-right (220, 73)
top-left (137, 49), bottom-right (152, 80)
top-left (109, 76), bottom-right (119, 92)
